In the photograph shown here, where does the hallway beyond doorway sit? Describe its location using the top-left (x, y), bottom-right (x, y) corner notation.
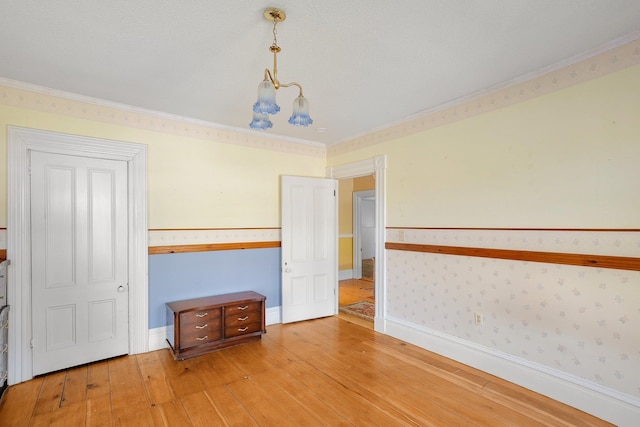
top-left (338, 279), bottom-right (374, 329)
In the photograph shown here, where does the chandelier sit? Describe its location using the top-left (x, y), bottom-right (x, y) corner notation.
top-left (250, 8), bottom-right (313, 130)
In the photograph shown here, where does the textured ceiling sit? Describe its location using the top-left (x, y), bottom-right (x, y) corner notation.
top-left (1, 1), bottom-right (639, 146)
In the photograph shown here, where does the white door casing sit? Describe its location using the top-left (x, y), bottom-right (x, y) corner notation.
top-left (30, 152), bottom-right (129, 375)
top-left (326, 156), bottom-right (386, 332)
top-left (7, 127), bottom-right (148, 385)
top-left (281, 176), bottom-right (337, 324)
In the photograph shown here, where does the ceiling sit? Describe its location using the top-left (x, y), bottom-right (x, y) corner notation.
top-left (1, 1), bottom-right (639, 146)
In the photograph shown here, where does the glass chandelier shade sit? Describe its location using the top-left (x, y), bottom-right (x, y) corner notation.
top-left (288, 95), bottom-right (313, 126)
top-left (250, 7), bottom-right (313, 131)
top-left (249, 111), bottom-right (273, 130)
top-left (252, 79), bottom-right (280, 115)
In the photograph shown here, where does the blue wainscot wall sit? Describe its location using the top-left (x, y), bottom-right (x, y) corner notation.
top-left (148, 248), bottom-right (281, 329)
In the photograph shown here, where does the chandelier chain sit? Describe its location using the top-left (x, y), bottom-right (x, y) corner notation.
top-left (271, 18), bottom-right (279, 49)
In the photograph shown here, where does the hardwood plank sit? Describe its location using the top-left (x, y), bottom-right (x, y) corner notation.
top-left (108, 355), bottom-right (150, 419)
top-left (317, 343), bottom-right (545, 426)
top-left (157, 349), bottom-right (207, 397)
top-left (60, 366), bottom-right (87, 407)
top-left (339, 278), bottom-right (375, 306)
top-left (225, 376), bottom-right (323, 427)
top-left (28, 412), bottom-right (53, 426)
top-left (113, 405), bottom-right (165, 427)
top-left (47, 401), bottom-right (86, 426)
top-left (244, 374), bottom-right (327, 427)
top-left (188, 349), bottom-right (246, 389)
top-left (309, 348), bottom-right (473, 426)
top-left (179, 391), bottom-right (226, 426)
top-left (86, 394), bottom-right (113, 427)
top-left (219, 342), bottom-right (275, 377)
top-left (157, 401), bottom-right (192, 427)
top-left (483, 378), bottom-right (613, 427)
top-left (137, 351), bottom-right (174, 405)
top-left (0, 377), bottom-right (43, 427)
top-left (204, 384), bottom-right (260, 426)
top-left (32, 371), bottom-right (65, 416)
top-left (219, 338), bottom-right (291, 376)
top-left (87, 360), bottom-right (111, 399)
top-left (360, 339), bottom-right (592, 426)
top-left (280, 359), bottom-right (417, 426)
top-left (249, 367), bottom-right (354, 426)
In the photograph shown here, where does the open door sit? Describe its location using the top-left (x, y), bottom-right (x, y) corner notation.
top-left (281, 176), bottom-right (337, 323)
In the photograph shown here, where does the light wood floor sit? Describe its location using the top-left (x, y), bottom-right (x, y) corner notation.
top-left (338, 278), bottom-right (375, 328)
top-left (339, 278), bottom-right (375, 307)
top-left (0, 316), bottom-right (611, 426)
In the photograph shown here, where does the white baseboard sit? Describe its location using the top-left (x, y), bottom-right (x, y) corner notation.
top-left (384, 316), bottom-right (640, 427)
top-left (266, 306), bottom-right (281, 326)
top-left (338, 269), bottom-right (353, 281)
top-left (148, 326), bottom-right (169, 352)
top-left (148, 306), bottom-right (283, 352)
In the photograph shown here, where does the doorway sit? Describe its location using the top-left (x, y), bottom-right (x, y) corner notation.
top-left (327, 156), bottom-right (386, 333)
top-left (338, 183), bottom-right (375, 327)
top-left (7, 127), bottom-right (148, 385)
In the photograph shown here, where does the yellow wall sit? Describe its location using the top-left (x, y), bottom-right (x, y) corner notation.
top-left (328, 65), bottom-right (640, 228)
top-left (353, 175), bottom-right (375, 192)
top-left (0, 93), bottom-right (326, 229)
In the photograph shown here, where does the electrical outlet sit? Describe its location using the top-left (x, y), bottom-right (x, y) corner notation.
top-left (474, 312), bottom-right (483, 325)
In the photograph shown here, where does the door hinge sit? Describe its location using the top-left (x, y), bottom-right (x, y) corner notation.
top-left (334, 190), bottom-right (336, 196)
top-left (30, 338), bottom-right (34, 349)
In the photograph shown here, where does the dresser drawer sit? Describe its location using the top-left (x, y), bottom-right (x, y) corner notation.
top-left (225, 321), bottom-right (263, 338)
top-left (180, 308), bottom-right (221, 328)
top-left (179, 323), bottom-right (223, 349)
top-left (225, 301), bottom-right (261, 317)
top-left (225, 310), bottom-right (262, 328)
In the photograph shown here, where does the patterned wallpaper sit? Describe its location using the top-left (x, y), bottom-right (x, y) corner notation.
top-left (386, 229), bottom-right (640, 400)
top-left (148, 228), bottom-right (280, 247)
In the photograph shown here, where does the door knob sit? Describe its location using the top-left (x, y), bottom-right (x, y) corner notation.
top-left (117, 285), bottom-right (126, 292)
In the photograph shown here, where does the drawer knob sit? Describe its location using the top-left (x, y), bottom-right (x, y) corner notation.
top-left (196, 335), bottom-right (209, 341)
top-left (238, 327), bottom-right (249, 332)
top-left (195, 312), bottom-right (208, 318)
top-left (238, 316), bottom-right (249, 321)
top-left (195, 324), bottom-right (208, 329)
top-left (237, 305), bottom-right (249, 311)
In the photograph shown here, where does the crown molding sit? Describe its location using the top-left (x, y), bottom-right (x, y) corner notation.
top-left (329, 32), bottom-right (640, 155)
top-left (0, 77), bottom-right (326, 156)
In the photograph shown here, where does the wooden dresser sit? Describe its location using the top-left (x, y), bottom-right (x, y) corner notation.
top-left (166, 291), bottom-right (266, 360)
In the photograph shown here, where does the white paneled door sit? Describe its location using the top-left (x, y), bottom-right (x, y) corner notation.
top-left (281, 176), bottom-right (337, 323)
top-left (30, 151), bottom-right (129, 375)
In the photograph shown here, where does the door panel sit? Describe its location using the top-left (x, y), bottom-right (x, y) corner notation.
top-left (46, 166), bottom-right (76, 287)
top-left (31, 151), bottom-right (129, 375)
top-left (281, 176), bottom-right (337, 324)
